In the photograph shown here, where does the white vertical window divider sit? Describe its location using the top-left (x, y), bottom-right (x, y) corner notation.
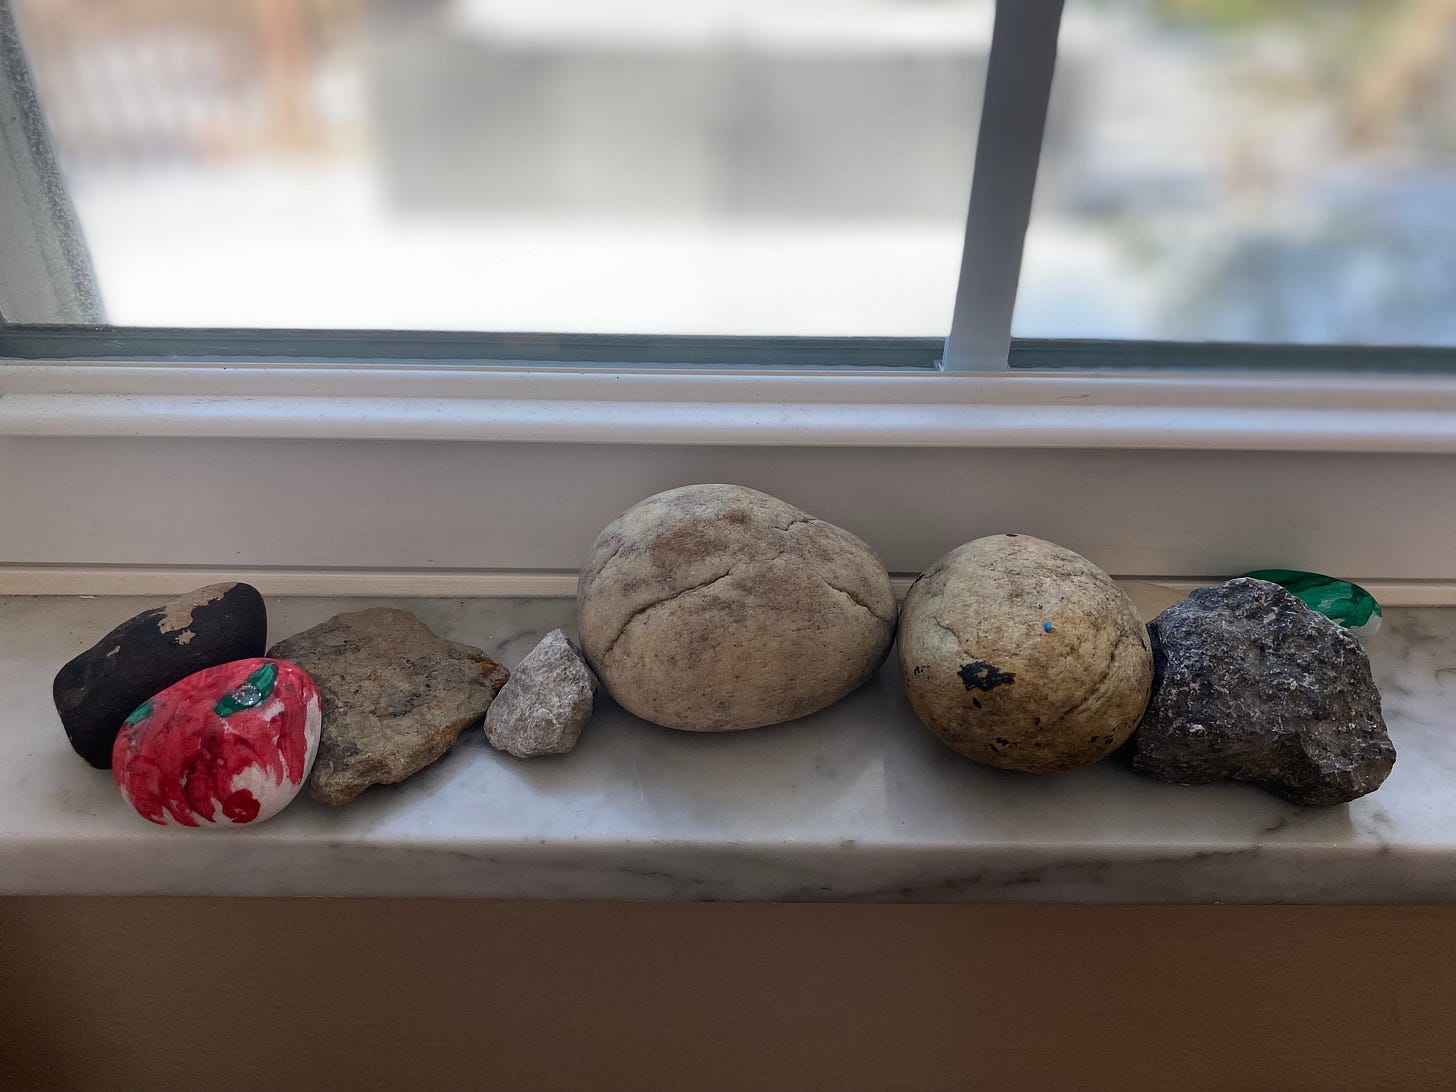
top-left (943, 0), bottom-right (1065, 373)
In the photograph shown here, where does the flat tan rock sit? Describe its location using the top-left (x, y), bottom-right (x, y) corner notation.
top-left (268, 608), bottom-right (508, 805)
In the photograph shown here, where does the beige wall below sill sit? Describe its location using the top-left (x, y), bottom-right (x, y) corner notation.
top-left (3, 899), bottom-right (1453, 1092)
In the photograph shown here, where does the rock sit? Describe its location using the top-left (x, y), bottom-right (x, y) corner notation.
top-left (577, 484), bottom-right (897, 731)
top-left (267, 608), bottom-right (508, 805)
top-left (112, 658), bottom-right (320, 827)
top-left (53, 583), bottom-right (268, 769)
top-left (485, 630), bottom-right (598, 758)
top-left (1132, 577), bottom-right (1395, 806)
top-left (898, 534), bottom-right (1153, 773)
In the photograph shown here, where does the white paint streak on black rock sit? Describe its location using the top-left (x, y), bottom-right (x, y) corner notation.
top-left (53, 583), bottom-right (267, 768)
top-left (1132, 577), bottom-right (1395, 807)
top-left (485, 629), bottom-right (598, 758)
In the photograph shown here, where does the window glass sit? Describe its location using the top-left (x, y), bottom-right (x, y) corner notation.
top-left (13, 0), bottom-right (990, 336)
top-left (1014, 0), bottom-right (1456, 345)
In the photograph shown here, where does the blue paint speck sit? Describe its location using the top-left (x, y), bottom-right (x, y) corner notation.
top-left (1041, 621), bottom-right (1054, 633)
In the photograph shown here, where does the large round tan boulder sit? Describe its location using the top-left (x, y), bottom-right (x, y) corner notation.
top-left (898, 534), bottom-right (1152, 772)
top-left (577, 484), bottom-right (897, 731)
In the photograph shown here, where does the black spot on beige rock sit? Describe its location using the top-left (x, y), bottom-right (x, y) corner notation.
top-left (958, 662), bottom-right (1016, 692)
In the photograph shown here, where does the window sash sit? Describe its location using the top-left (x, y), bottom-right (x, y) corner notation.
top-left (0, 0), bottom-right (1054, 363)
top-left (7, 324), bottom-right (1456, 377)
top-left (0, 326), bottom-right (942, 371)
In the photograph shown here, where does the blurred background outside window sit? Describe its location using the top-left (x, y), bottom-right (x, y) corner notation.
top-left (1018, 0), bottom-right (1456, 346)
top-left (11, 0), bottom-right (1456, 345)
top-left (12, 0), bottom-right (989, 334)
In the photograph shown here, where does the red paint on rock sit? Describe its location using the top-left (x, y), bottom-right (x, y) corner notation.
top-left (112, 658), bottom-right (317, 827)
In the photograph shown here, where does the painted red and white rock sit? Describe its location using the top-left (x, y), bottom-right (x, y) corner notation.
top-left (111, 658), bottom-right (321, 828)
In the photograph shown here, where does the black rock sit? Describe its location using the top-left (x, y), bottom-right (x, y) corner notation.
top-left (1131, 577), bottom-right (1394, 807)
top-left (53, 583), bottom-right (267, 768)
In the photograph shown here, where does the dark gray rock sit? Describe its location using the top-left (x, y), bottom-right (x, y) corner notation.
top-left (1132, 577), bottom-right (1394, 806)
top-left (485, 629), bottom-right (598, 758)
top-left (268, 608), bottom-right (509, 805)
top-left (53, 583), bottom-right (267, 768)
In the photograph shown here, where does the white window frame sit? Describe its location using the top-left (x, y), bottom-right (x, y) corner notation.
top-left (2, 0), bottom-right (1456, 601)
top-left (945, 0), bottom-right (1064, 371)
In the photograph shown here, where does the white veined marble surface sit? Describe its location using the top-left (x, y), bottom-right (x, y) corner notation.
top-left (1, 595), bottom-right (1453, 902)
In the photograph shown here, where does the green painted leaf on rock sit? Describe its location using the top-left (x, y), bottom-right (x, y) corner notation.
top-left (214, 661), bottom-right (278, 717)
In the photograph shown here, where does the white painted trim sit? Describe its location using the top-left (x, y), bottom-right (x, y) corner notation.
top-left (7, 360), bottom-right (1450, 402)
top-left (5, 362), bottom-right (1455, 589)
top-left (6, 363), bottom-right (1456, 452)
top-left (944, 0), bottom-right (1065, 371)
top-left (4, 565), bottom-right (1453, 607)
top-left (7, 435), bottom-right (1454, 586)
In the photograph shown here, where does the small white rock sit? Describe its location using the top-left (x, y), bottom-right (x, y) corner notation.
top-left (485, 630), bottom-right (598, 758)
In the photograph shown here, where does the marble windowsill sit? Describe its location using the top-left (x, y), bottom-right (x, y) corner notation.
top-left (1, 594), bottom-right (1453, 903)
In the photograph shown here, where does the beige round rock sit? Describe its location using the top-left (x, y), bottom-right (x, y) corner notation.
top-left (898, 534), bottom-right (1152, 772)
top-left (577, 484), bottom-right (897, 731)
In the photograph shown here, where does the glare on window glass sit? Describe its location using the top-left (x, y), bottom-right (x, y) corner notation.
top-left (13, 0), bottom-right (990, 336)
top-left (1015, 0), bottom-right (1456, 346)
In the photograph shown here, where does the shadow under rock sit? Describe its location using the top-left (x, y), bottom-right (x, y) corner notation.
top-left (879, 674), bottom-right (1313, 845)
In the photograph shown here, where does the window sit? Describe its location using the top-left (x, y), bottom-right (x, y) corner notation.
top-left (7, 0), bottom-right (989, 339)
top-left (1016, 0), bottom-right (1456, 348)
top-left (6, 0), bottom-right (1456, 369)
top-left (3, 0), bottom-right (1455, 598)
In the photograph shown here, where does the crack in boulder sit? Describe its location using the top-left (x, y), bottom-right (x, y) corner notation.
top-left (819, 576), bottom-right (896, 625)
top-left (600, 563), bottom-right (740, 663)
